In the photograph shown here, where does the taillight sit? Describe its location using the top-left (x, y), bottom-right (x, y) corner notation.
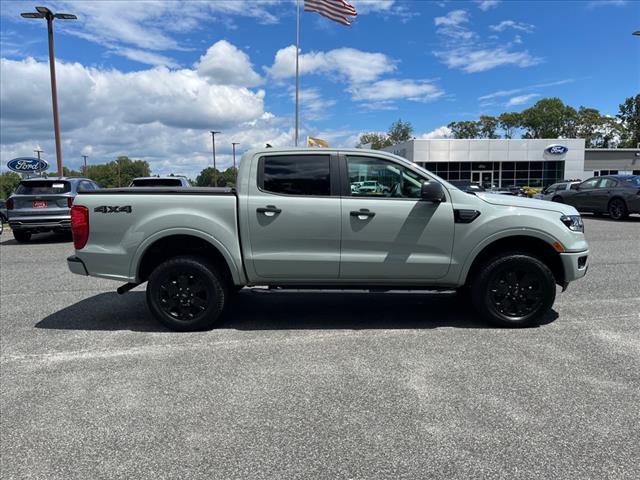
top-left (70, 205), bottom-right (89, 249)
top-left (67, 197), bottom-right (74, 208)
top-left (6, 198), bottom-right (13, 210)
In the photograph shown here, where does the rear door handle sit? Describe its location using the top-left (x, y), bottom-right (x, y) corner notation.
top-left (350, 209), bottom-right (375, 219)
top-left (257, 205), bottom-right (282, 216)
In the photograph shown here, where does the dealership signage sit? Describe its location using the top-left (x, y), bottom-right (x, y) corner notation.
top-left (545, 144), bottom-right (568, 155)
top-left (7, 157), bottom-right (49, 173)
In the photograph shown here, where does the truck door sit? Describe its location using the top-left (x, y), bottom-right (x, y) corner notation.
top-left (339, 155), bottom-right (454, 280)
top-left (245, 153), bottom-right (341, 281)
top-left (570, 177), bottom-right (599, 211)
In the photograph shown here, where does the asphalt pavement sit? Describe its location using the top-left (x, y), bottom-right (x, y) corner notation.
top-left (1, 216), bottom-right (639, 479)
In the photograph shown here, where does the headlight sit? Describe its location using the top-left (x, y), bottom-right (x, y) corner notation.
top-left (560, 215), bottom-right (584, 232)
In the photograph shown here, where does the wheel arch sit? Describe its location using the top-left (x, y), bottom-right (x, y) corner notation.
top-left (132, 229), bottom-right (244, 285)
top-left (461, 234), bottom-right (564, 287)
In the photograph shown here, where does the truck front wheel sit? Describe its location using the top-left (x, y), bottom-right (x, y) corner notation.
top-left (471, 253), bottom-right (556, 328)
top-left (146, 255), bottom-right (228, 331)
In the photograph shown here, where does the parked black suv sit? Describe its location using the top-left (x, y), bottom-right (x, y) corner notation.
top-left (7, 177), bottom-right (100, 242)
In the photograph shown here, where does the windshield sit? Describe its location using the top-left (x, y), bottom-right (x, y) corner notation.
top-left (622, 176), bottom-right (640, 186)
top-left (15, 181), bottom-right (71, 194)
top-left (131, 178), bottom-right (183, 187)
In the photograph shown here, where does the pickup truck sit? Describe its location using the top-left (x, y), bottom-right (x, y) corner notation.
top-left (67, 148), bottom-right (589, 331)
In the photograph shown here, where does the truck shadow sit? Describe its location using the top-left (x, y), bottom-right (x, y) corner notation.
top-left (36, 289), bottom-right (558, 332)
top-left (1, 232), bottom-right (72, 245)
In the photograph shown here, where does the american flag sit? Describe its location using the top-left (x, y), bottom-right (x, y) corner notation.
top-left (304, 0), bottom-right (357, 26)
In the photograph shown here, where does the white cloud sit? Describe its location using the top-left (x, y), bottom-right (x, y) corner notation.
top-left (288, 87), bottom-right (336, 121)
top-left (266, 45), bottom-right (395, 84)
top-left (490, 20), bottom-right (535, 33)
top-left (434, 10), bottom-right (469, 27)
top-left (586, 0), bottom-right (627, 7)
top-left (506, 93), bottom-right (540, 106)
top-left (350, 79), bottom-right (444, 102)
top-left (435, 47), bottom-right (541, 73)
top-left (434, 10), bottom-right (476, 41)
top-left (478, 79), bottom-right (574, 101)
top-left (418, 126), bottom-right (452, 139)
top-left (475, 0), bottom-right (501, 11)
top-left (196, 40), bottom-right (262, 87)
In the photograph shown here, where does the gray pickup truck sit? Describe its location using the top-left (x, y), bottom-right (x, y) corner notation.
top-left (67, 148), bottom-right (589, 330)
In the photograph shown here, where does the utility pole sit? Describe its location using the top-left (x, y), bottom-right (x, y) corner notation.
top-left (82, 155), bottom-right (88, 176)
top-left (21, 7), bottom-right (77, 176)
top-left (232, 142), bottom-right (239, 181)
top-left (210, 131), bottom-right (221, 187)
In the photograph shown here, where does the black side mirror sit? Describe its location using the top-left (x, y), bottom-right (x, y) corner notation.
top-left (421, 181), bottom-right (445, 202)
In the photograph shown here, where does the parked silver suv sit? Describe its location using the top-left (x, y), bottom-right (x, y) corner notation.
top-left (7, 177), bottom-right (99, 242)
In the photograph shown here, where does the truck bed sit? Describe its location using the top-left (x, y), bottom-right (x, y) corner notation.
top-left (80, 187), bottom-right (235, 195)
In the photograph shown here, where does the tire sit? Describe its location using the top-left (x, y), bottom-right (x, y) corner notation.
top-left (13, 230), bottom-right (32, 243)
top-left (608, 198), bottom-right (628, 221)
top-left (0, 220), bottom-right (3, 235)
top-left (471, 253), bottom-right (556, 328)
top-left (146, 255), bottom-right (229, 331)
top-left (551, 196), bottom-right (563, 203)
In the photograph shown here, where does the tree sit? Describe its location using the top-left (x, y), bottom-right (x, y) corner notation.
top-left (520, 98), bottom-right (578, 139)
top-left (447, 120), bottom-right (481, 139)
top-left (358, 132), bottom-right (391, 150)
top-left (0, 171), bottom-right (21, 199)
top-left (575, 107), bottom-right (621, 148)
top-left (195, 167), bottom-right (237, 187)
top-left (84, 156), bottom-right (151, 188)
top-left (498, 112), bottom-right (521, 139)
top-left (617, 94), bottom-right (640, 148)
top-left (387, 119), bottom-right (413, 144)
top-left (478, 115), bottom-right (499, 139)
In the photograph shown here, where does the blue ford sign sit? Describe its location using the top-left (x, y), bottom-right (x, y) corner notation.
top-left (545, 144), bottom-right (568, 155)
top-left (7, 157), bottom-right (49, 173)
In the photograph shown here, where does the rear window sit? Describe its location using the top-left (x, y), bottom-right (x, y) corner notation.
top-left (131, 179), bottom-right (183, 187)
top-left (15, 181), bottom-right (70, 194)
top-left (260, 155), bottom-right (330, 196)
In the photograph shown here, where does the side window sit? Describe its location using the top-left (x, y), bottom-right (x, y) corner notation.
top-left (598, 178), bottom-right (617, 188)
top-left (545, 184), bottom-right (558, 193)
top-left (580, 178), bottom-right (599, 190)
top-left (570, 183), bottom-right (580, 190)
top-left (260, 155), bottom-right (330, 196)
top-left (346, 156), bottom-right (425, 199)
top-left (78, 181), bottom-right (92, 191)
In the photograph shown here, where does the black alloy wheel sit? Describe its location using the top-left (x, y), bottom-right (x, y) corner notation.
top-left (146, 255), bottom-right (228, 331)
top-left (608, 198), bottom-right (628, 221)
top-left (471, 253), bottom-right (556, 327)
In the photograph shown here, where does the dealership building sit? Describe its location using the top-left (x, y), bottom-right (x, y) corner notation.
top-left (384, 139), bottom-right (640, 188)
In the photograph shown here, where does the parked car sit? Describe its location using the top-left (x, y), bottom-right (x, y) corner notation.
top-left (534, 181), bottom-right (581, 201)
top-left (551, 175), bottom-right (640, 220)
top-left (0, 199), bottom-right (7, 235)
top-left (448, 181), bottom-right (485, 194)
top-left (6, 177), bottom-right (100, 242)
top-left (67, 148), bottom-right (588, 331)
top-left (130, 176), bottom-right (190, 187)
top-left (356, 180), bottom-right (384, 194)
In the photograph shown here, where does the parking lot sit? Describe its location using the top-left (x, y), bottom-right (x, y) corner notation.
top-left (1, 216), bottom-right (639, 480)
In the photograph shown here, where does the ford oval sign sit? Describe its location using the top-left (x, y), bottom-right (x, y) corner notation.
top-left (545, 144), bottom-right (568, 155)
top-left (7, 157), bottom-right (49, 173)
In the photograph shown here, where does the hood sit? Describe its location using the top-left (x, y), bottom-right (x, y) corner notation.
top-left (476, 192), bottom-right (578, 215)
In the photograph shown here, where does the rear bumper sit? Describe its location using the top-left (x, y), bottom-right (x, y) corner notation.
top-left (560, 250), bottom-right (589, 283)
top-left (9, 215), bottom-right (71, 231)
top-left (67, 255), bottom-right (88, 276)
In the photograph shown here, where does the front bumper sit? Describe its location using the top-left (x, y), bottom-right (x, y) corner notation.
top-left (67, 255), bottom-right (88, 276)
top-left (560, 250), bottom-right (589, 283)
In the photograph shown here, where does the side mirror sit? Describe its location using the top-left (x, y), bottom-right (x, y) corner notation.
top-left (421, 181), bottom-right (445, 203)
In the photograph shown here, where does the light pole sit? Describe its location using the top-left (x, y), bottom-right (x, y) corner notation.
top-left (21, 7), bottom-right (77, 177)
top-left (82, 155), bottom-right (88, 176)
top-left (34, 148), bottom-right (43, 176)
top-left (633, 31), bottom-right (640, 36)
top-left (210, 131), bottom-right (220, 187)
top-left (232, 142), bottom-right (239, 179)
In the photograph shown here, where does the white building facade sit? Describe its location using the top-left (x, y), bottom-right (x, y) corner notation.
top-left (384, 139), bottom-right (586, 188)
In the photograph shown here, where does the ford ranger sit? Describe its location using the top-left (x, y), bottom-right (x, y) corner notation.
top-left (67, 148), bottom-right (589, 331)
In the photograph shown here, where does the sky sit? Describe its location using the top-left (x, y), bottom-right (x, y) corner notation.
top-left (1, 0), bottom-right (639, 178)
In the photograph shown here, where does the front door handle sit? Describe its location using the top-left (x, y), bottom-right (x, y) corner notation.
top-left (257, 205), bottom-right (282, 216)
top-left (350, 209), bottom-right (375, 219)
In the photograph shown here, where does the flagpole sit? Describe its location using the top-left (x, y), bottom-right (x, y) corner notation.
top-left (295, 0), bottom-right (300, 147)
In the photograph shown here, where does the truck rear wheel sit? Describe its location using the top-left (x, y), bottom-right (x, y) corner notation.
top-left (471, 253), bottom-right (556, 328)
top-left (146, 255), bottom-right (228, 331)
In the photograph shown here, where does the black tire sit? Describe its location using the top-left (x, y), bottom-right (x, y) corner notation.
top-left (146, 255), bottom-right (229, 331)
top-left (0, 220), bottom-right (3, 235)
top-left (608, 198), bottom-right (628, 221)
top-left (551, 196), bottom-right (563, 203)
top-left (471, 253), bottom-right (556, 328)
top-left (13, 230), bottom-right (31, 243)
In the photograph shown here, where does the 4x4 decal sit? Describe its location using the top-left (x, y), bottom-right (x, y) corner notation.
top-left (94, 205), bottom-right (132, 213)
